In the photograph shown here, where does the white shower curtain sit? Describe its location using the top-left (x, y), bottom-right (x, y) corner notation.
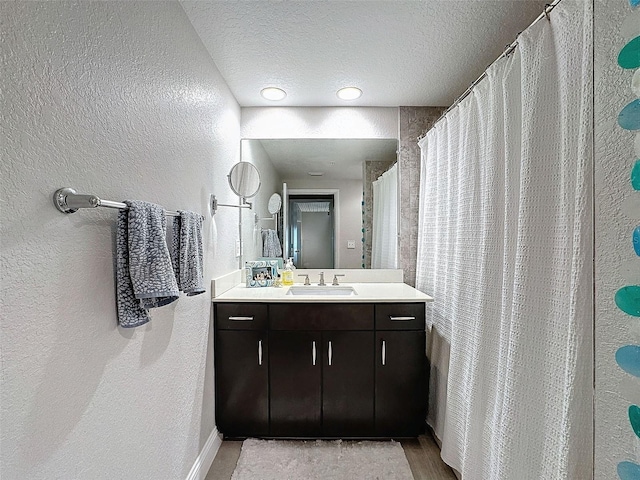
top-left (415, 1), bottom-right (593, 479)
top-left (372, 163), bottom-right (398, 269)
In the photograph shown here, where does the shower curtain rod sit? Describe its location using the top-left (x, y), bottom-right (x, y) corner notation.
top-left (417, 0), bottom-right (562, 141)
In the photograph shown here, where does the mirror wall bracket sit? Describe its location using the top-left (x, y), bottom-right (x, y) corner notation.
top-left (210, 194), bottom-right (252, 216)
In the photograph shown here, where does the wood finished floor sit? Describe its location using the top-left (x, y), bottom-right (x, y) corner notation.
top-left (205, 433), bottom-right (457, 480)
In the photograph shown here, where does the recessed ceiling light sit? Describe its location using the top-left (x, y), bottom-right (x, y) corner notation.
top-left (336, 87), bottom-right (362, 100)
top-left (260, 87), bottom-right (287, 101)
top-left (307, 172), bottom-right (325, 176)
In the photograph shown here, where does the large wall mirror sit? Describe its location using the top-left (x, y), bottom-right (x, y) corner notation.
top-left (241, 138), bottom-right (398, 269)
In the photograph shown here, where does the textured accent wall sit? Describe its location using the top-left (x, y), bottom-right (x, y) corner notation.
top-left (363, 160), bottom-right (397, 268)
top-left (0, 2), bottom-right (252, 478)
top-left (399, 107), bottom-right (447, 286)
top-left (594, 0), bottom-right (640, 477)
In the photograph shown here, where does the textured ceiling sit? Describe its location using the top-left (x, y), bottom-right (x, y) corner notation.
top-left (246, 138), bottom-right (398, 180)
top-left (181, 0), bottom-right (547, 107)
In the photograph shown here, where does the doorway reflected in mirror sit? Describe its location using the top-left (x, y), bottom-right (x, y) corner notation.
top-left (289, 195), bottom-right (335, 269)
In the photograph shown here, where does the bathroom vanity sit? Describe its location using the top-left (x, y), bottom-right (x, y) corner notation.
top-left (212, 274), bottom-right (433, 439)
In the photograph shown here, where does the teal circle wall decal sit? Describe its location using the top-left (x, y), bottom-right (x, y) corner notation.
top-left (618, 461), bottom-right (640, 480)
top-left (615, 286), bottom-right (640, 316)
top-left (619, 100), bottom-right (640, 130)
top-left (632, 160), bottom-right (640, 190)
top-left (630, 405), bottom-right (640, 438)
top-left (631, 0), bottom-right (640, 8)
top-left (634, 226), bottom-right (640, 256)
top-left (619, 36), bottom-right (640, 69)
top-left (616, 345), bottom-right (640, 378)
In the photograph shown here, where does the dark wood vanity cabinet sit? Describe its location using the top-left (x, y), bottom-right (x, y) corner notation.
top-left (374, 302), bottom-right (428, 437)
top-left (269, 304), bottom-right (375, 437)
top-left (214, 304), bottom-right (269, 437)
top-left (375, 330), bottom-right (427, 436)
top-left (214, 301), bottom-right (425, 439)
top-left (322, 331), bottom-right (375, 437)
top-left (269, 330), bottom-right (375, 438)
top-left (270, 330), bottom-right (323, 437)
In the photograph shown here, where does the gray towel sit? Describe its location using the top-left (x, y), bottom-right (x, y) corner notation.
top-left (171, 211), bottom-right (205, 296)
top-left (116, 208), bottom-right (149, 328)
top-left (262, 229), bottom-right (282, 257)
top-left (116, 200), bottom-right (179, 327)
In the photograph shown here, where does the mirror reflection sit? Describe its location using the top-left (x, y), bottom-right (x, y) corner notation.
top-left (228, 162), bottom-right (261, 198)
top-left (240, 138), bottom-right (398, 269)
top-left (267, 193), bottom-right (282, 215)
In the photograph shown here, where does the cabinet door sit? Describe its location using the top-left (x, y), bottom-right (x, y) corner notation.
top-left (215, 330), bottom-right (269, 437)
top-left (270, 331), bottom-right (322, 437)
top-left (322, 331), bottom-right (374, 437)
top-left (375, 331), bottom-right (427, 437)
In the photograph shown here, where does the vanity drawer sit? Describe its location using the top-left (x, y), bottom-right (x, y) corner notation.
top-left (270, 304), bottom-right (374, 330)
top-left (215, 303), bottom-right (268, 330)
top-left (375, 303), bottom-right (425, 330)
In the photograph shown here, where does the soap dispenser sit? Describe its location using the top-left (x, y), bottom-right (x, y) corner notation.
top-left (282, 258), bottom-right (294, 286)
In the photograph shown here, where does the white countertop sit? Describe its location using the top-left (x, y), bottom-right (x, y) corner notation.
top-left (212, 282), bottom-right (434, 303)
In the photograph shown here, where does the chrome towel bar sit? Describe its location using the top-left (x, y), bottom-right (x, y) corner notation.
top-left (53, 187), bottom-right (180, 216)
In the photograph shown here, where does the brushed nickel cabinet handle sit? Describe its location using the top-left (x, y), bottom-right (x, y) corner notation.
top-left (228, 316), bottom-right (254, 321)
top-left (258, 340), bottom-right (263, 366)
top-left (382, 340), bottom-right (386, 366)
top-left (312, 341), bottom-right (317, 366)
top-left (389, 316), bottom-right (416, 321)
top-left (328, 341), bottom-right (333, 366)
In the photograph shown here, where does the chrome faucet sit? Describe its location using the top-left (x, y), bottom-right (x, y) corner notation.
top-left (318, 272), bottom-right (326, 286)
top-left (298, 274), bottom-right (310, 285)
top-left (332, 274), bottom-right (345, 285)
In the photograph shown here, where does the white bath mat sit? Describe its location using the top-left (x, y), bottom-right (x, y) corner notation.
top-left (231, 438), bottom-right (413, 480)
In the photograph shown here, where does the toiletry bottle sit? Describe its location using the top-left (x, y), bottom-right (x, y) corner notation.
top-left (282, 259), bottom-right (294, 286)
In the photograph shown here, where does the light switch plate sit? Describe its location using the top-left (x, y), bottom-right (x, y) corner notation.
top-left (347, 240), bottom-right (356, 249)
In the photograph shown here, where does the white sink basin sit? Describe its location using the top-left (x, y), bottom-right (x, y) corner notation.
top-left (286, 286), bottom-right (357, 296)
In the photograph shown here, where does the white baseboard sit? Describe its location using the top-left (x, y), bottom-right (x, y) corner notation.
top-left (186, 427), bottom-right (223, 480)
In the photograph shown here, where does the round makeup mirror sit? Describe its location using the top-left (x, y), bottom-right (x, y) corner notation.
top-left (228, 162), bottom-right (261, 198)
top-left (268, 193), bottom-right (282, 215)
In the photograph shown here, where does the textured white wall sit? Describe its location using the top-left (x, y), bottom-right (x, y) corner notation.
top-left (241, 107), bottom-right (399, 139)
top-left (594, 0), bottom-right (640, 477)
top-left (284, 179), bottom-right (364, 269)
top-left (1, 2), bottom-right (243, 479)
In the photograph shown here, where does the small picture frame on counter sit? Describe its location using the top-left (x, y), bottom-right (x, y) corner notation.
top-left (245, 260), bottom-right (279, 287)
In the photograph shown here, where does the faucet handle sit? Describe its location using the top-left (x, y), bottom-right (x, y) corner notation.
top-left (298, 274), bottom-right (310, 285)
top-left (332, 274), bottom-right (345, 285)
